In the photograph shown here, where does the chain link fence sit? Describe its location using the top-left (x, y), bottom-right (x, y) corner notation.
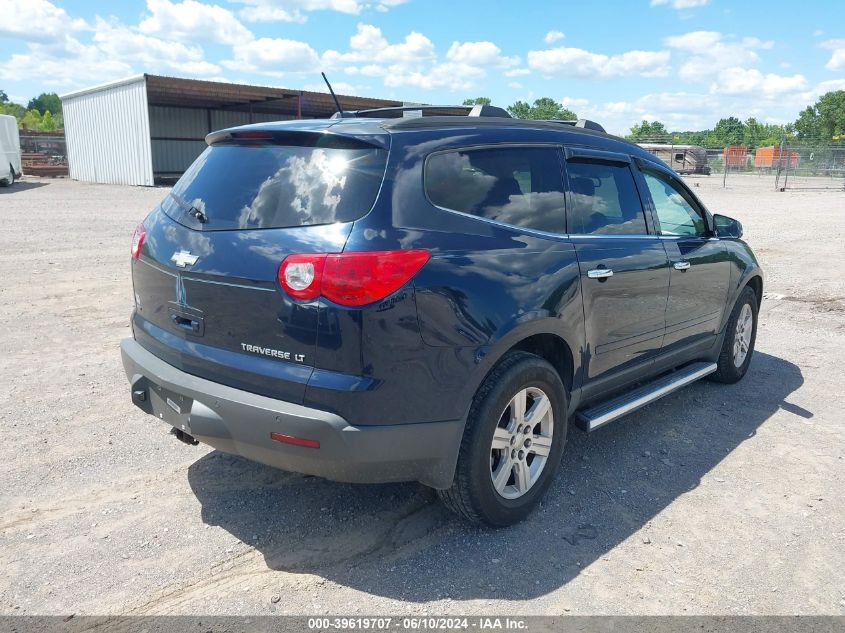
top-left (634, 137), bottom-right (845, 191)
top-left (772, 142), bottom-right (845, 191)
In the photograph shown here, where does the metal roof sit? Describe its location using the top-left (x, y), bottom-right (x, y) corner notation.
top-left (61, 74), bottom-right (402, 118)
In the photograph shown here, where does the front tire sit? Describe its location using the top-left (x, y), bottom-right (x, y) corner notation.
top-left (438, 352), bottom-right (568, 526)
top-left (711, 286), bottom-right (758, 383)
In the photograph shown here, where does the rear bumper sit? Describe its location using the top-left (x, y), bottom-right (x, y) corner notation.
top-left (120, 338), bottom-right (464, 489)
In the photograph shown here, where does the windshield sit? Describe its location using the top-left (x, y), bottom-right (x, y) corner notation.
top-left (161, 142), bottom-right (388, 231)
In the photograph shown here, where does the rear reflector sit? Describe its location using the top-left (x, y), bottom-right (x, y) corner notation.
top-left (278, 250), bottom-right (430, 307)
top-left (270, 432), bottom-right (320, 449)
top-left (131, 223), bottom-right (146, 260)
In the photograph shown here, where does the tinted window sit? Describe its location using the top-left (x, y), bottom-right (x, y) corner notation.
top-left (162, 143), bottom-right (387, 231)
top-left (425, 147), bottom-right (566, 234)
top-left (642, 170), bottom-right (707, 237)
top-left (566, 161), bottom-right (648, 235)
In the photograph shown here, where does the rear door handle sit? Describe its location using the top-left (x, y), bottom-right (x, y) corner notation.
top-left (587, 268), bottom-right (614, 279)
top-left (673, 261), bottom-right (691, 271)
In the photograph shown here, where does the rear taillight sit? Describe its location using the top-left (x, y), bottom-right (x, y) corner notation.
top-left (278, 250), bottom-right (430, 307)
top-left (131, 223), bottom-right (146, 260)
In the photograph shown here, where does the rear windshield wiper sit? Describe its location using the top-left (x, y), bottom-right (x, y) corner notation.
top-left (168, 192), bottom-right (208, 224)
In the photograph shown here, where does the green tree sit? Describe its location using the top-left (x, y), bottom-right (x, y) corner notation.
top-left (462, 97), bottom-right (492, 106)
top-left (795, 90), bottom-right (845, 141)
top-left (27, 92), bottom-right (62, 116)
top-left (507, 97), bottom-right (576, 120)
top-left (0, 101), bottom-right (25, 119)
top-left (627, 120), bottom-right (669, 142)
top-left (0, 89), bottom-right (26, 120)
top-left (711, 116), bottom-right (746, 146)
top-left (743, 117), bottom-right (764, 150)
top-left (40, 110), bottom-right (58, 131)
top-left (20, 109), bottom-right (43, 130)
top-left (794, 105), bottom-right (817, 141)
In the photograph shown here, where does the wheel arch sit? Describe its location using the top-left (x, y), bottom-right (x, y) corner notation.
top-left (745, 274), bottom-right (763, 308)
top-left (509, 333), bottom-right (574, 397)
top-left (462, 327), bottom-right (578, 421)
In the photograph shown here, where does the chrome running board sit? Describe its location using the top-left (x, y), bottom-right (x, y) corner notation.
top-left (576, 362), bottom-right (718, 432)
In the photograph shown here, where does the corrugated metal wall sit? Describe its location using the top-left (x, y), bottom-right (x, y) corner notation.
top-left (149, 107), bottom-right (291, 176)
top-left (63, 77), bottom-right (153, 186)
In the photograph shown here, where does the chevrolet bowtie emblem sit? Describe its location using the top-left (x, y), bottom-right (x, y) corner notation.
top-left (171, 250), bottom-right (199, 268)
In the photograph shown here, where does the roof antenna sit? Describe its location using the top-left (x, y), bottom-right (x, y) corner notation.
top-left (322, 72), bottom-right (346, 118)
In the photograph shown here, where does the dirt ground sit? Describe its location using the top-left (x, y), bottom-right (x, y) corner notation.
top-left (1, 174), bottom-right (843, 616)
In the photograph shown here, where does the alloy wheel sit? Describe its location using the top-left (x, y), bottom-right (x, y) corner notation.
top-left (733, 303), bottom-right (753, 367)
top-left (490, 387), bottom-right (554, 500)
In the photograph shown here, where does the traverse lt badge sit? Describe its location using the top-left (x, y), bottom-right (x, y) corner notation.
top-left (171, 250), bottom-right (199, 268)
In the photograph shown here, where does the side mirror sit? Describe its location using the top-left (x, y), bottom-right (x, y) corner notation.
top-left (714, 214), bottom-right (743, 239)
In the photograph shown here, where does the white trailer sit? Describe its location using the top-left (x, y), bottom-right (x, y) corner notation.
top-left (0, 114), bottom-right (22, 186)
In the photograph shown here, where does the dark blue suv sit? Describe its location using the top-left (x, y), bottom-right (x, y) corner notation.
top-left (122, 106), bottom-right (762, 526)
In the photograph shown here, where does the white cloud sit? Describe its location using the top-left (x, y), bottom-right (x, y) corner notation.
top-left (528, 46), bottom-right (671, 78)
top-left (0, 36), bottom-right (133, 86)
top-left (559, 77), bottom-right (845, 136)
top-left (93, 17), bottom-right (220, 76)
top-left (0, 15), bottom-right (222, 87)
top-left (544, 30), bottom-right (564, 44)
top-left (798, 79), bottom-right (845, 103)
top-left (224, 37), bottom-right (322, 75)
top-left (821, 39), bottom-right (845, 71)
top-left (560, 91), bottom-right (725, 135)
top-left (711, 67), bottom-right (807, 97)
top-left (650, 0), bottom-right (709, 8)
top-left (665, 31), bottom-right (774, 82)
top-left (138, 0), bottom-right (253, 45)
top-left (383, 63), bottom-right (485, 91)
top-left (375, 0), bottom-right (409, 9)
top-left (0, 0), bottom-right (88, 41)
top-left (238, 5), bottom-right (307, 22)
top-left (445, 41), bottom-right (519, 69)
top-left (323, 24), bottom-right (436, 70)
top-left (322, 25), bottom-right (521, 92)
top-left (561, 96), bottom-right (590, 110)
top-left (235, 0), bottom-right (407, 22)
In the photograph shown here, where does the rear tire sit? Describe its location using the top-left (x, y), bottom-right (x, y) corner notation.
top-left (710, 286), bottom-right (758, 384)
top-left (0, 164), bottom-right (12, 187)
top-left (438, 351), bottom-right (568, 526)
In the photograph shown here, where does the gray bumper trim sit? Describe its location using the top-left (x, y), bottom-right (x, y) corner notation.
top-left (121, 338), bottom-right (463, 489)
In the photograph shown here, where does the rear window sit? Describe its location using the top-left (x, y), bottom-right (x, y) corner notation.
top-left (424, 146), bottom-right (566, 234)
top-left (565, 161), bottom-right (647, 235)
top-left (162, 142), bottom-right (387, 231)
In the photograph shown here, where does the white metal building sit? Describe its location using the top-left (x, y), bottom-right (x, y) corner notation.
top-left (60, 74), bottom-right (401, 186)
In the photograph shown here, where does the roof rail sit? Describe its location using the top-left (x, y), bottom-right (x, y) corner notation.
top-left (543, 119), bottom-right (607, 133)
top-left (331, 104), bottom-right (512, 119)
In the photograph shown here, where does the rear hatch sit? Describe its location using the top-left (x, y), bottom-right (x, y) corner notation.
top-left (131, 128), bottom-right (389, 403)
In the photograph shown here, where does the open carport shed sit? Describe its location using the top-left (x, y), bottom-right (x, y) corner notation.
top-left (61, 74), bottom-right (401, 186)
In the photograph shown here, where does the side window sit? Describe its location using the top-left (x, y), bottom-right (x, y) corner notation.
top-left (565, 160), bottom-right (648, 235)
top-left (641, 170), bottom-right (707, 237)
top-left (424, 146), bottom-right (566, 234)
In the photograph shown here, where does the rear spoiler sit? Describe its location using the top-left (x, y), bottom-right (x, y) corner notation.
top-left (205, 128), bottom-right (389, 150)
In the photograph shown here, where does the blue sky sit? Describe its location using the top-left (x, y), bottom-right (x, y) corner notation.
top-left (1, 0), bottom-right (843, 134)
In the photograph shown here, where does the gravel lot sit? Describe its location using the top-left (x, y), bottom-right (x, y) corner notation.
top-left (1, 175), bottom-right (843, 616)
